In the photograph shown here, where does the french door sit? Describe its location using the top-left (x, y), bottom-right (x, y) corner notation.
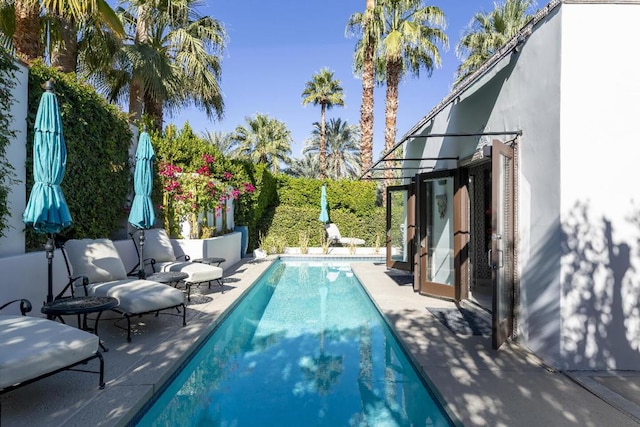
top-left (386, 184), bottom-right (414, 271)
top-left (414, 170), bottom-right (467, 300)
top-left (491, 139), bottom-right (515, 349)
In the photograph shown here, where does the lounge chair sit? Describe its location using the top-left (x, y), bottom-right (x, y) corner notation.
top-left (324, 223), bottom-right (365, 246)
top-left (132, 228), bottom-right (224, 302)
top-left (61, 238), bottom-right (187, 342)
top-left (0, 299), bottom-right (104, 396)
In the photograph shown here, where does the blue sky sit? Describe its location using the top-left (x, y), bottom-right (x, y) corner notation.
top-left (169, 0), bottom-right (500, 158)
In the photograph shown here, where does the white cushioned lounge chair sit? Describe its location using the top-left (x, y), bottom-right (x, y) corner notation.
top-left (132, 228), bottom-right (224, 302)
top-left (324, 223), bottom-right (365, 246)
top-left (61, 238), bottom-right (187, 342)
top-left (0, 299), bottom-right (104, 396)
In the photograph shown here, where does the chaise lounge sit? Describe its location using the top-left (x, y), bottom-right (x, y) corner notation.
top-left (132, 228), bottom-right (224, 302)
top-left (324, 223), bottom-right (365, 246)
top-left (61, 238), bottom-right (187, 342)
top-left (0, 299), bottom-right (104, 397)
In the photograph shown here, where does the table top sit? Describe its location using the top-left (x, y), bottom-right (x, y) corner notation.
top-left (192, 257), bottom-right (226, 265)
top-left (146, 271), bottom-right (189, 284)
top-left (41, 296), bottom-right (118, 315)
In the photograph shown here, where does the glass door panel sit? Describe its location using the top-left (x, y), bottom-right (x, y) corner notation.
top-left (386, 184), bottom-right (414, 271)
top-left (417, 172), bottom-right (456, 299)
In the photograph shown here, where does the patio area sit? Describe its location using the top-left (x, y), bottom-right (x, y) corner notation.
top-left (1, 256), bottom-right (639, 426)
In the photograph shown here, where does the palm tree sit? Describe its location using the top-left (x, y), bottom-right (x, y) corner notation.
top-left (303, 118), bottom-right (361, 180)
top-left (301, 68), bottom-right (345, 179)
top-left (6, 0), bottom-right (122, 66)
top-left (81, 0), bottom-right (226, 131)
top-left (346, 0), bottom-right (380, 179)
top-left (455, 0), bottom-right (533, 83)
top-left (287, 154), bottom-right (320, 178)
top-left (201, 130), bottom-right (238, 157)
top-left (378, 0), bottom-right (447, 193)
top-left (232, 113), bottom-right (292, 174)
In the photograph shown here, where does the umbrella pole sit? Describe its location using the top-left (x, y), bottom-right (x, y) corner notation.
top-left (45, 234), bottom-right (55, 304)
top-left (138, 230), bottom-right (146, 279)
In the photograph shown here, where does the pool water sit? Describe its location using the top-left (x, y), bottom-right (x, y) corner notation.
top-left (134, 259), bottom-right (455, 426)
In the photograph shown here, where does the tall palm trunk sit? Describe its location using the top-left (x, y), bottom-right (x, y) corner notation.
top-left (50, 15), bottom-right (78, 73)
top-left (320, 103), bottom-right (327, 179)
top-left (144, 94), bottom-right (163, 132)
top-left (129, 4), bottom-right (150, 124)
top-left (14, 0), bottom-right (42, 63)
top-left (383, 59), bottom-right (401, 204)
top-left (360, 0), bottom-right (375, 179)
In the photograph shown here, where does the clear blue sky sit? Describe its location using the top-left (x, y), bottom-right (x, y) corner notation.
top-left (169, 0), bottom-right (499, 158)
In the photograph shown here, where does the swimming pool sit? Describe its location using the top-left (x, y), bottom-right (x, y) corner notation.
top-left (133, 259), bottom-right (456, 426)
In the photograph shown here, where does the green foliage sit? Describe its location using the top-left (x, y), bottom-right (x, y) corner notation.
top-left (277, 176), bottom-right (378, 216)
top-left (26, 62), bottom-right (132, 249)
top-left (0, 47), bottom-right (18, 239)
top-left (263, 176), bottom-right (383, 248)
top-left (153, 124), bottom-right (277, 250)
top-left (261, 203), bottom-right (385, 248)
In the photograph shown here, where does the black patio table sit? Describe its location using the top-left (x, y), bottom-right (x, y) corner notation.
top-left (41, 296), bottom-right (118, 351)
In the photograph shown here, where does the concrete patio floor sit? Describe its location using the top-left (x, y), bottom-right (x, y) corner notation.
top-left (1, 257), bottom-right (638, 426)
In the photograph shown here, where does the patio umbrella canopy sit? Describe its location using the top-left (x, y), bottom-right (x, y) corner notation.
top-left (319, 184), bottom-right (329, 223)
top-left (22, 79), bottom-right (72, 304)
top-left (128, 130), bottom-right (156, 278)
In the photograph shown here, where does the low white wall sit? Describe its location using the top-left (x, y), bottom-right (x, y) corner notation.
top-left (0, 234), bottom-right (241, 316)
top-left (0, 61), bottom-right (29, 256)
top-left (172, 231), bottom-right (242, 270)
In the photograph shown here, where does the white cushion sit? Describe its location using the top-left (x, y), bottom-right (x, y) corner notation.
top-left (338, 237), bottom-right (365, 246)
top-left (87, 279), bottom-right (185, 314)
top-left (134, 228), bottom-right (176, 263)
top-left (324, 223), bottom-right (365, 245)
top-left (0, 315), bottom-right (98, 389)
top-left (154, 261), bottom-right (223, 284)
top-left (325, 223), bottom-right (342, 241)
top-left (65, 239), bottom-right (128, 283)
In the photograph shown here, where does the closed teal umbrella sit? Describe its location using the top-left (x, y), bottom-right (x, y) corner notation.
top-left (128, 129), bottom-right (156, 278)
top-left (23, 79), bottom-right (72, 304)
top-left (319, 184), bottom-right (329, 223)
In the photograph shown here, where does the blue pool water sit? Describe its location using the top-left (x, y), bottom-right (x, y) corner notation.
top-left (134, 259), bottom-right (455, 426)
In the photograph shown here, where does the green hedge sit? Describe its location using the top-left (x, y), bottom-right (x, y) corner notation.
top-left (26, 63), bottom-right (132, 250)
top-left (261, 176), bottom-right (385, 249)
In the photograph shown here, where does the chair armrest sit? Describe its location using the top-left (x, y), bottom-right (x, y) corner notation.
top-left (176, 254), bottom-right (191, 261)
top-left (69, 275), bottom-right (90, 297)
top-left (150, 258), bottom-right (159, 272)
top-left (0, 299), bottom-right (33, 315)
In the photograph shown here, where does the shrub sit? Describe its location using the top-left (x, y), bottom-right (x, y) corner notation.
top-left (26, 62), bottom-right (132, 249)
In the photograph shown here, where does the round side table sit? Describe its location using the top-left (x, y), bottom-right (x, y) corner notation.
top-left (41, 296), bottom-right (118, 351)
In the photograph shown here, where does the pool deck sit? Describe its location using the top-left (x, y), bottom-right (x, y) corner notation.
top-left (1, 257), bottom-right (639, 426)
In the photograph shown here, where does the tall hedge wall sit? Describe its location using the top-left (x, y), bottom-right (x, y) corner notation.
top-left (262, 176), bottom-right (385, 247)
top-left (26, 63), bottom-right (132, 250)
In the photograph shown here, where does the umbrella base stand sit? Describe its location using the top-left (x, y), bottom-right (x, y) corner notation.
top-left (45, 235), bottom-right (55, 317)
top-left (137, 230), bottom-right (146, 279)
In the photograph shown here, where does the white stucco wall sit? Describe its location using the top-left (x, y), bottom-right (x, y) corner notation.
top-left (559, 3), bottom-right (640, 370)
top-left (406, 5), bottom-right (565, 366)
top-left (0, 61), bottom-right (28, 256)
top-left (401, 3), bottom-right (640, 370)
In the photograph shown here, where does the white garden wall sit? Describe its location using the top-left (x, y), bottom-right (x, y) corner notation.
top-left (0, 60), bottom-right (28, 256)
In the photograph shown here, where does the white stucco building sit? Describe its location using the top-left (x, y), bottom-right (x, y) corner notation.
top-left (379, 0), bottom-right (640, 370)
